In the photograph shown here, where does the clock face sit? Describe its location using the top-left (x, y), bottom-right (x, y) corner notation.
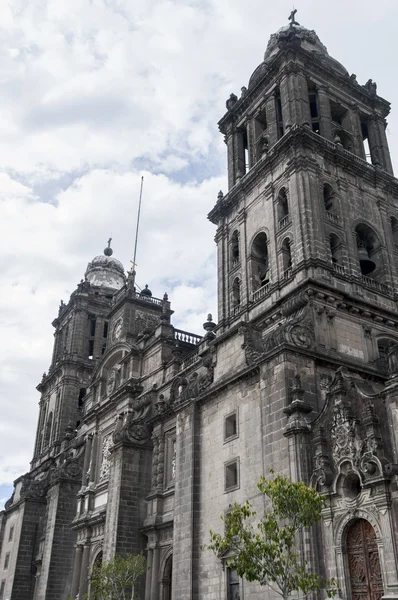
top-left (113, 318), bottom-right (123, 341)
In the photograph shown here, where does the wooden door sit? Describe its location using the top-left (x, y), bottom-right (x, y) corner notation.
top-left (347, 519), bottom-right (384, 600)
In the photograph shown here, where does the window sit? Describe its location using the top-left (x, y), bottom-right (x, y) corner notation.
top-left (250, 232), bottom-right (270, 292)
top-left (0, 580), bottom-right (5, 600)
top-left (308, 83), bottom-right (320, 134)
top-left (281, 238), bottom-right (293, 278)
top-left (277, 188), bottom-right (289, 227)
top-left (330, 234), bottom-right (343, 267)
top-left (89, 316), bottom-right (96, 337)
top-left (391, 217), bottom-right (398, 251)
top-left (88, 339), bottom-right (94, 359)
top-left (8, 526), bottom-right (14, 542)
top-left (224, 411), bottom-right (238, 442)
top-left (231, 231), bottom-right (240, 265)
top-left (78, 388), bottom-right (86, 408)
top-left (4, 553), bottom-right (10, 569)
top-left (232, 278), bottom-right (241, 312)
top-left (227, 568), bottom-right (240, 600)
top-left (103, 322), bottom-right (109, 338)
top-left (323, 184), bottom-right (335, 213)
top-left (355, 224), bottom-right (382, 278)
top-left (225, 458), bottom-right (239, 492)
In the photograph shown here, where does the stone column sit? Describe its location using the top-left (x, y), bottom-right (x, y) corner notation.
top-left (280, 74), bottom-right (292, 130)
top-left (215, 225), bottom-right (228, 330)
top-left (102, 426), bottom-right (152, 562)
top-left (172, 402), bottom-right (200, 600)
top-left (234, 129), bottom-right (246, 178)
top-left (145, 549), bottom-right (154, 600)
top-left (375, 117), bottom-right (394, 175)
top-left (151, 546), bottom-right (161, 600)
top-left (78, 544), bottom-right (90, 598)
top-left (246, 117), bottom-right (256, 168)
top-left (367, 114), bottom-right (393, 173)
top-left (225, 127), bottom-right (236, 190)
top-left (349, 106), bottom-right (366, 159)
top-left (82, 434), bottom-right (93, 487)
top-left (70, 546), bottom-right (83, 598)
top-left (283, 377), bottom-right (314, 579)
top-left (265, 92), bottom-right (278, 147)
top-left (317, 87), bottom-right (333, 140)
top-left (296, 72), bottom-right (311, 126)
top-left (89, 432), bottom-right (98, 484)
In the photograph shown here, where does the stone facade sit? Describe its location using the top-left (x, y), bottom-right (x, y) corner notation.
top-left (2, 17), bottom-right (398, 600)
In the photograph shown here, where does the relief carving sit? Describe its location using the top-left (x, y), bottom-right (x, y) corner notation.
top-left (99, 436), bottom-right (112, 481)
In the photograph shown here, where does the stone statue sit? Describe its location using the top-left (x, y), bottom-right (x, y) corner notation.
top-left (364, 79), bottom-right (377, 96)
top-left (226, 93), bottom-right (238, 110)
top-left (387, 343), bottom-right (398, 377)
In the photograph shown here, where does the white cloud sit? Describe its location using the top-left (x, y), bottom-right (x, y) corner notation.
top-left (0, 0), bottom-right (398, 507)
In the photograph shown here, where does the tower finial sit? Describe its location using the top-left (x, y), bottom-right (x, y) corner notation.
top-left (104, 237), bottom-right (113, 256)
top-left (288, 8), bottom-right (299, 26)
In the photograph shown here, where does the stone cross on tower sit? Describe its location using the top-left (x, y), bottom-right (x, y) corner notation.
top-left (288, 8), bottom-right (299, 26)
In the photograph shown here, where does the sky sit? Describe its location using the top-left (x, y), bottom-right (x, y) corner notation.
top-left (0, 0), bottom-right (398, 508)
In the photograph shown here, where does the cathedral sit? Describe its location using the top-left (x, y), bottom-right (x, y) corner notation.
top-left (2, 15), bottom-right (398, 600)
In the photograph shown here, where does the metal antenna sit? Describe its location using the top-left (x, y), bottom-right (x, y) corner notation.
top-left (130, 176), bottom-right (144, 286)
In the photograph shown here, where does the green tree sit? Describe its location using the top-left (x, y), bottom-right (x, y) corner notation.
top-left (205, 472), bottom-right (337, 599)
top-left (88, 552), bottom-right (147, 600)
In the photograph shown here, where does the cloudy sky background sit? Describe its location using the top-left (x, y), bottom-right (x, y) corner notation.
top-left (0, 0), bottom-right (397, 507)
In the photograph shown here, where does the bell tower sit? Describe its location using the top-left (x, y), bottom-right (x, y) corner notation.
top-left (210, 17), bottom-right (396, 331)
top-left (208, 15), bottom-right (398, 599)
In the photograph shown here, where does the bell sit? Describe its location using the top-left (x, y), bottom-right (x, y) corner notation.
top-left (358, 243), bottom-right (376, 275)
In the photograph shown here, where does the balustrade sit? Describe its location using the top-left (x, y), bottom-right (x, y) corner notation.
top-left (278, 214), bottom-right (291, 230)
top-left (251, 283), bottom-right (271, 303)
top-left (174, 329), bottom-right (202, 345)
top-left (332, 263), bottom-right (345, 275)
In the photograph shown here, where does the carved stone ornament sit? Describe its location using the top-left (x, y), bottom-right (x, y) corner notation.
top-left (331, 399), bottom-right (363, 465)
top-left (99, 436), bottom-right (112, 481)
top-left (387, 343), bottom-right (398, 378)
top-left (50, 456), bottom-right (83, 485)
top-left (107, 369), bottom-right (116, 396)
top-left (112, 318), bottom-right (123, 341)
top-left (20, 477), bottom-right (49, 500)
top-left (112, 413), bottom-right (151, 446)
top-left (112, 392), bottom-right (153, 446)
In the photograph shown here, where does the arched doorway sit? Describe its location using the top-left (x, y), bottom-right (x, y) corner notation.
top-left (162, 554), bottom-right (172, 600)
top-left (346, 519), bottom-right (384, 600)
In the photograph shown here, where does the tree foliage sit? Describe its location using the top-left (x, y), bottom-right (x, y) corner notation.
top-left (88, 552), bottom-right (147, 600)
top-left (205, 472), bottom-right (337, 599)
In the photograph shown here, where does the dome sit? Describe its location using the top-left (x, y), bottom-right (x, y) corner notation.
top-left (85, 246), bottom-right (126, 290)
top-left (248, 24), bottom-right (348, 89)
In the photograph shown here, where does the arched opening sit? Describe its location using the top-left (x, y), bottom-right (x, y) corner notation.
top-left (231, 231), bottom-right (240, 265)
top-left (377, 339), bottom-right (390, 371)
top-left (277, 188), bottom-right (289, 228)
top-left (43, 412), bottom-right (53, 448)
top-left (308, 82), bottom-right (320, 134)
top-left (355, 224), bottom-right (383, 279)
top-left (162, 554), bottom-right (172, 600)
top-left (323, 184), bottom-right (335, 213)
top-left (281, 238), bottom-right (293, 279)
top-left (346, 519), bottom-right (384, 600)
top-left (250, 233), bottom-right (270, 292)
top-left (93, 551), bottom-right (103, 570)
top-left (390, 217), bottom-right (398, 250)
top-left (330, 233), bottom-right (343, 272)
top-left (232, 278), bottom-right (241, 313)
